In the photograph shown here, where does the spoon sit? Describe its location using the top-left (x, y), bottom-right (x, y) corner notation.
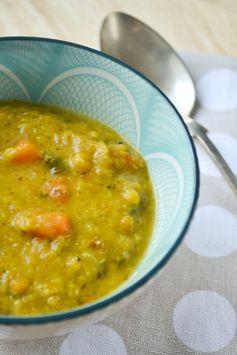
top-left (100, 12), bottom-right (237, 197)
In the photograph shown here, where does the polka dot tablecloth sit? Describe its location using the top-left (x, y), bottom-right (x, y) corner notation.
top-left (1, 52), bottom-right (237, 354)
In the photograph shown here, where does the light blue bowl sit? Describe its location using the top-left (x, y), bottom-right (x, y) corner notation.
top-left (0, 37), bottom-right (199, 339)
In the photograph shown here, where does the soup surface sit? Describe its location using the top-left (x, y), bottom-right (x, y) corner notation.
top-left (0, 101), bottom-right (154, 315)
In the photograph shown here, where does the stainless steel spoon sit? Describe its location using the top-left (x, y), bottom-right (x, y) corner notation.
top-left (100, 12), bottom-right (237, 197)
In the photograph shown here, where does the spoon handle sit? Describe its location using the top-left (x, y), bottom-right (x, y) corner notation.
top-left (186, 118), bottom-right (237, 198)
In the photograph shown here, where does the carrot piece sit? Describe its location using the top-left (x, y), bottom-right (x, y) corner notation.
top-left (4, 138), bottom-right (41, 163)
top-left (122, 152), bottom-right (134, 168)
top-left (121, 152), bottom-right (144, 169)
top-left (41, 176), bottom-right (69, 203)
top-left (10, 278), bottom-right (29, 295)
top-left (12, 210), bottom-right (72, 240)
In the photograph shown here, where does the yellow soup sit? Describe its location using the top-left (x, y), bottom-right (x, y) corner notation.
top-left (0, 101), bottom-right (154, 315)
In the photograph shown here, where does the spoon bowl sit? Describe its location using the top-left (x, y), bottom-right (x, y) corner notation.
top-left (101, 12), bottom-right (196, 117)
top-left (101, 12), bottom-right (237, 197)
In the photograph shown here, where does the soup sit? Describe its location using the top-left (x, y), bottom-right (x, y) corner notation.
top-left (0, 101), bottom-right (154, 315)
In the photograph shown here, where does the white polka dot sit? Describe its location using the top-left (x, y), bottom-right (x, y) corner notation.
top-left (173, 291), bottom-right (236, 352)
top-left (185, 205), bottom-right (237, 257)
top-left (59, 325), bottom-right (127, 355)
top-left (195, 132), bottom-right (237, 177)
top-left (197, 69), bottom-right (237, 111)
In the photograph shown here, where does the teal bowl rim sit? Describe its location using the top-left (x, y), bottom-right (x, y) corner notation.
top-left (0, 36), bottom-right (200, 324)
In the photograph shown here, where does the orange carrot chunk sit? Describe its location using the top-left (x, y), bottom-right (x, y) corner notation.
top-left (3, 138), bottom-right (41, 163)
top-left (41, 176), bottom-right (69, 203)
top-left (122, 152), bottom-right (135, 168)
top-left (12, 210), bottom-right (72, 239)
top-left (10, 278), bottom-right (29, 295)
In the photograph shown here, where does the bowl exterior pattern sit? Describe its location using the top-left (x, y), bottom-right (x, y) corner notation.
top-left (0, 38), bottom-right (198, 339)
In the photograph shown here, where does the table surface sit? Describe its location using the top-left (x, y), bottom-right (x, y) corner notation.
top-left (1, 0), bottom-right (236, 57)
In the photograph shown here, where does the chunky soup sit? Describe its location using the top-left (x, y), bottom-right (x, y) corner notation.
top-left (0, 101), bottom-right (154, 315)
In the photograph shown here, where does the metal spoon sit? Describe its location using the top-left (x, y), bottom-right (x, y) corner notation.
top-left (100, 12), bottom-right (237, 197)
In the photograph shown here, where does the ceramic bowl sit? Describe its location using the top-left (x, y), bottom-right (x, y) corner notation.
top-left (0, 37), bottom-right (199, 339)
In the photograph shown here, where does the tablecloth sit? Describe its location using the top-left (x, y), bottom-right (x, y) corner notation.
top-left (0, 51), bottom-right (237, 355)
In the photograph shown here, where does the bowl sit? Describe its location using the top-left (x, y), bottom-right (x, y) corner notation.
top-left (0, 37), bottom-right (199, 339)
